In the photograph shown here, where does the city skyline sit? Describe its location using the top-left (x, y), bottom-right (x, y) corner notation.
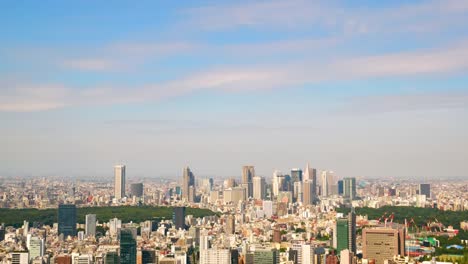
top-left (2, 1), bottom-right (468, 179)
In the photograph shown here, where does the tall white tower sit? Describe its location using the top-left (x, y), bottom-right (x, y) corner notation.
top-left (253, 176), bottom-right (266, 200)
top-left (85, 214), bottom-right (97, 237)
top-left (114, 165), bottom-right (126, 199)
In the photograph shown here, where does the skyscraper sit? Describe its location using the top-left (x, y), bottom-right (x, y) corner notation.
top-left (173, 207), bottom-right (186, 230)
top-left (58, 204), bottom-right (77, 237)
top-left (242, 166), bottom-right (255, 198)
top-left (334, 218), bottom-right (349, 252)
top-left (130, 183), bottom-right (143, 197)
top-left (85, 214), bottom-right (96, 237)
top-left (348, 208), bottom-right (357, 254)
top-left (337, 180), bottom-right (344, 195)
top-left (343, 178), bottom-right (356, 200)
top-left (291, 168), bottom-right (303, 182)
top-left (253, 176), bottom-right (266, 200)
top-left (321, 171), bottom-right (335, 197)
top-left (303, 164), bottom-right (316, 200)
top-left (120, 228), bottom-right (137, 264)
top-left (333, 209), bottom-right (356, 253)
top-left (114, 165), bottom-right (126, 199)
top-left (182, 166), bottom-right (196, 202)
top-left (302, 180), bottom-right (315, 205)
top-left (419, 183), bottom-right (431, 198)
top-left (272, 170), bottom-right (284, 197)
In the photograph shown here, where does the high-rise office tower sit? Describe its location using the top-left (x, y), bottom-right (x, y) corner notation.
top-left (85, 214), bottom-right (96, 237)
top-left (226, 214), bottom-right (235, 234)
top-left (302, 180), bottom-right (315, 205)
top-left (419, 183), bottom-right (431, 199)
top-left (114, 165), bottom-right (126, 199)
top-left (58, 204), bottom-right (77, 237)
top-left (253, 176), bottom-right (266, 200)
top-left (272, 170), bottom-right (284, 197)
top-left (120, 228), bottom-right (137, 264)
top-left (337, 180), bottom-right (344, 195)
top-left (293, 181), bottom-right (303, 203)
top-left (173, 207), bottom-right (186, 230)
top-left (334, 218), bottom-right (349, 252)
top-left (348, 208), bottom-right (357, 254)
top-left (242, 166), bottom-right (255, 198)
top-left (303, 164), bottom-right (317, 200)
top-left (130, 183), bottom-right (143, 197)
top-left (333, 209), bottom-right (356, 253)
top-left (303, 164), bottom-right (316, 182)
top-left (182, 166), bottom-right (196, 202)
top-left (291, 168), bottom-right (303, 182)
top-left (321, 171), bottom-right (335, 197)
top-left (343, 178), bottom-right (356, 200)
top-left (362, 227), bottom-right (405, 264)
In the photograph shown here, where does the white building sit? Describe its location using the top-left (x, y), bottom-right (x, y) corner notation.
top-left (253, 176), bottom-right (266, 200)
top-left (114, 165), bottom-right (126, 199)
top-left (85, 214), bottom-right (96, 237)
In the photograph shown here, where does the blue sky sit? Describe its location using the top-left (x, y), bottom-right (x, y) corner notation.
top-left (1, 0), bottom-right (468, 179)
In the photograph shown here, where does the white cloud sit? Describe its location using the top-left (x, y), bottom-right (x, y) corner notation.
top-left (61, 58), bottom-right (121, 71)
top-left (3, 40), bottom-right (468, 112)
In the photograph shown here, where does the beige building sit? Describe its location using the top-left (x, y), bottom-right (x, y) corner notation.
top-left (362, 228), bottom-right (405, 264)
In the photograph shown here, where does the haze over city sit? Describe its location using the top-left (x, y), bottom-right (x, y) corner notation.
top-left (1, 0), bottom-right (468, 179)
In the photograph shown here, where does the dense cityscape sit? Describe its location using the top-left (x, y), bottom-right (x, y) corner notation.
top-left (2, 0), bottom-right (468, 264)
top-left (0, 165), bottom-right (466, 264)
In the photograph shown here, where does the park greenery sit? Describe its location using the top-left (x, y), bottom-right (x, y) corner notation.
top-left (0, 206), bottom-right (216, 227)
top-left (336, 206), bottom-right (468, 230)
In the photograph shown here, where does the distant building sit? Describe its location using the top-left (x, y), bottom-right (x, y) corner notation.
top-left (141, 249), bottom-right (157, 264)
top-left (223, 187), bottom-right (246, 203)
top-left (182, 166), bottom-right (196, 202)
top-left (27, 236), bottom-right (44, 261)
top-left (362, 227), bottom-right (405, 264)
top-left (11, 252), bottom-right (29, 264)
top-left (302, 180), bottom-right (315, 205)
top-left (114, 165), bottom-right (126, 199)
top-left (85, 214), bottom-right (96, 237)
top-left (58, 204), bottom-right (77, 237)
top-left (200, 248), bottom-right (231, 264)
top-left (252, 248), bottom-right (278, 264)
top-left (120, 228), bottom-right (137, 264)
top-left (173, 207), bottom-right (186, 230)
top-left (419, 183), bottom-right (431, 198)
top-left (343, 178), bottom-right (356, 200)
top-left (226, 214), bottom-right (235, 235)
top-left (253, 176), bottom-right (266, 200)
top-left (333, 209), bottom-right (356, 253)
top-left (242, 166), bottom-right (255, 198)
top-left (130, 183), bottom-right (143, 197)
top-left (291, 168), bottom-right (303, 182)
top-left (104, 251), bottom-right (119, 264)
top-left (338, 180), bottom-right (344, 195)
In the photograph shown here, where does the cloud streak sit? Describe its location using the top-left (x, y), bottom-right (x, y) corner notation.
top-left (2, 40), bottom-right (468, 112)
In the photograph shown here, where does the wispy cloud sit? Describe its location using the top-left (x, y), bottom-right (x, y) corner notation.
top-left (342, 91), bottom-right (468, 114)
top-left (183, 0), bottom-right (468, 35)
top-left (61, 58), bottom-right (122, 71)
top-left (3, 40), bottom-right (468, 112)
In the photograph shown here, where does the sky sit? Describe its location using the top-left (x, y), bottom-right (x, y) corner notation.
top-left (1, 0), bottom-right (468, 180)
